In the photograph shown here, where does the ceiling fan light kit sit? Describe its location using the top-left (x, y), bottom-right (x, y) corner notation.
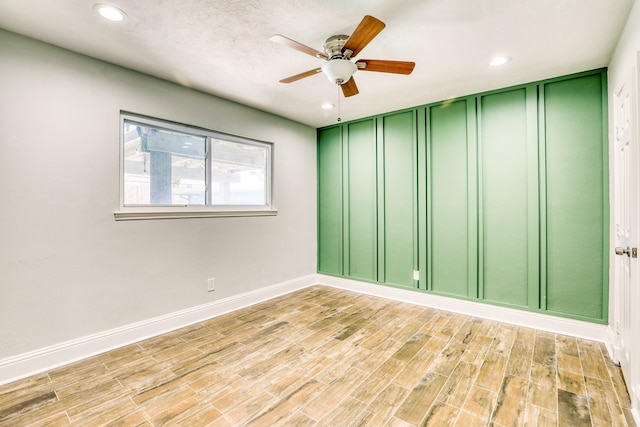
top-left (321, 59), bottom-right (357, 84)
top-left (270, 15), bottom-right (415, 97)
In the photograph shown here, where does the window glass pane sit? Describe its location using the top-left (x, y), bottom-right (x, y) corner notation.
top-left (123, 121), bottom-right (206, 205)
top-left (121, 114), bottom-right (272, 212)
top-left (211, 139), bottom-right (267, 205)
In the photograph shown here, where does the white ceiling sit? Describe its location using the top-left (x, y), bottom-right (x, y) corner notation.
top-left (0, 0), bottom-right (634, 128)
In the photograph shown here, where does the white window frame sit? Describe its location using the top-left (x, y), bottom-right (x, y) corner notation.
top-left (115, 112), bottom-right (276, 220)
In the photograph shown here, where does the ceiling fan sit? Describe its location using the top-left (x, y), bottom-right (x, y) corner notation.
top-left (270, 15), bottom-right (415, 97)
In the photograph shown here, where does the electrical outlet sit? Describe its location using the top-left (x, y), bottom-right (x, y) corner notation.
top-left (207, 278), bottom-right (215, 292)
top-left (413, 270), bottom-right (420, 281)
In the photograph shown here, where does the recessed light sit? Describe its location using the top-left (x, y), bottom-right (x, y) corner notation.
top-left (490, 56), bottom-right (511, 67)
top-left (94, 4), bottom-right (126, 22)
top-left (321, 103), bottom-right (335, 110)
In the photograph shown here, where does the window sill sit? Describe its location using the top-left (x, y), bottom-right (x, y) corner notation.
top-left (114, 207), bottom-right (278, 221)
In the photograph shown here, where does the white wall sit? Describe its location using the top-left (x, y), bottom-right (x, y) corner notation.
top-left (609, 1), bottom-right (640, 89)
top-left (0, 29), bottom-right (317, 360)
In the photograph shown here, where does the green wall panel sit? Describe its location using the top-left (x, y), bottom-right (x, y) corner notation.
top-left (429, 100), bottom-right (470, 296)
top-left (543, 74), bottom-right (606, 319)
top-left (479, 89), bottom-right (530, 307)
top-left (346, 119), bottom-right (378, 281)
top-left (381, 111), bottom-right (416, 288)
top-left (317, 126), bottom-right (343, 275)
top-left (317, 69), bottom-right (608, 324)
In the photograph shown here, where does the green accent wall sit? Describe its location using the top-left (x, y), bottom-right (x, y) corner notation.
top-left (542, 74), bottom-right (608, 318)
top-left (479, 88), bottom-right (531, 307)
top-left (317, 125), bottom-right (342, 275)
top-left (317, 69), bottom-right (609, 323)
top-left (345, 120), bottom-right (378, 281)
top-left (380, 111), bottom-right (417, 288)
top-left (428, 100), bottom-right (473, 297)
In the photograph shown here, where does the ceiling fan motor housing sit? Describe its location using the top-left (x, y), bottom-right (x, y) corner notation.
top-left (323, 35), bottom-right (349, 58)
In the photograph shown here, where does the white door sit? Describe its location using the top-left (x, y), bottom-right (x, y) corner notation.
top-left (613, 61), bottom-right (639, 413)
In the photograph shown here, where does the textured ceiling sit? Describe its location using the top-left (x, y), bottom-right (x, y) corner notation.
top-left (0, 0), bottom-right (634, 127)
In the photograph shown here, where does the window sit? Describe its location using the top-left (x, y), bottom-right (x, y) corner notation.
top-left (116, 113), bottom-right (275, 220)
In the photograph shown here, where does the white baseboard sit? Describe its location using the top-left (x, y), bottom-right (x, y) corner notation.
top-left (632, 386), bottom-right (640, 426)
top-left (605, 325), bottom-right (622, 363)
top-left (605, 327), bottom-right (640, 426)
top-left (0, 274), bottom-right (316, 386)
top-left (317, 274), bottom-right (608, 342)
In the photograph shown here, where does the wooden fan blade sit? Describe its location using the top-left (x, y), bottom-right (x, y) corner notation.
top-left (341, 78), bottom-right (359, 97)
top-left (279, 68), bottom-right (322, 83)
top-left (356, 59), bottom-right (415, 74)
top-left (342, 15), bottom-right (385, 57)
top-left (270, 34), bottom-right (328, 60)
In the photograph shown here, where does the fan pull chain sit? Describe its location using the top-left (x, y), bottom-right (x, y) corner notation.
top-left (337, 85), bottom-right (342, 122)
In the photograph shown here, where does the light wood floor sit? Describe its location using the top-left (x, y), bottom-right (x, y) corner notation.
top-left (0, 285), bottom-right (636, 427)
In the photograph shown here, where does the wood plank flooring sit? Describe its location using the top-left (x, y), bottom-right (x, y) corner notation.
top-left (0, 285), bottom-right (636, 426)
